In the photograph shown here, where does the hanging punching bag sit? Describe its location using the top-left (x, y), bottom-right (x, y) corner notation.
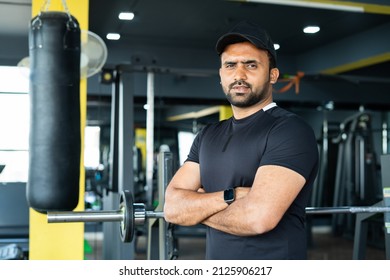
top-left (27, 11), bottom-right (81, 212)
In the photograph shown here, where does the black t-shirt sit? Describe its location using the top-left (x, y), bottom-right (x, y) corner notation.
top-left (186, 104), bottom-right (319, 259)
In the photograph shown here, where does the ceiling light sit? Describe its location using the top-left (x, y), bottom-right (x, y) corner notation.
top-left (119, 12), bottom-right (135, 21)
top-left (303, 26), bottom-right (320, 34)
top-left (273, 44), bottom-right (280, 50)
top-left (106, 33), bottom-right (121, 40)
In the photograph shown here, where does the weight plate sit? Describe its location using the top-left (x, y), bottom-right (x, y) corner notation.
top-left (119, 190), bottom-right (135, 242)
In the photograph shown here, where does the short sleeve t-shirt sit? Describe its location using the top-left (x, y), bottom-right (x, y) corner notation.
top-left (186, 103), bottom-right (319, 259)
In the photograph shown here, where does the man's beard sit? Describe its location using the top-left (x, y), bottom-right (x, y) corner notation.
top-left (224, 78), bottom-right (271, 108)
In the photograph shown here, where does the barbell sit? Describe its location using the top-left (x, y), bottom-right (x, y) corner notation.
top-left (47, 190), bottom-right (390, 243)
top-left (48, 190), bottom-right (164, 242)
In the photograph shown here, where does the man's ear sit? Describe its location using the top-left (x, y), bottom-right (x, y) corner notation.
top-left (270, 68), bottom-right (279, 84)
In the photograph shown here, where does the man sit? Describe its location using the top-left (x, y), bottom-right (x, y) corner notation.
top-left (164, 21), bottom-right (319, 259)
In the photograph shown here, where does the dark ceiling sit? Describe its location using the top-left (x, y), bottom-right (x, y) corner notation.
top-left (1, 0), bottom-right (389, 77)
top-left (86, 0), bottom-right (390, 78)
top-left (89, 0), bottom-right (390, 57)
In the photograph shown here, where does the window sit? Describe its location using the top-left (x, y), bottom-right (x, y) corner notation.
top-left (177, 131), bottom-right (196, 166)
top-left (84, 126), bottom-right (101, 169)
top-left (0, 66), bottom-right (30, 183)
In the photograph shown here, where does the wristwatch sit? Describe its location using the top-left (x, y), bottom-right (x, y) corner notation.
top-left (224, 188), bottom-right (235, 205)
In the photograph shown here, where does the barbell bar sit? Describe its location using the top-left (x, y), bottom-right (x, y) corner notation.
top-left (305, 206), bottom-right (390, 214)
top-left (47, 190), bottom-right (390, 243)
top-left (47, 207), bottom-right (164, 223)
top-left (48, 190), bottom-right (164, 243)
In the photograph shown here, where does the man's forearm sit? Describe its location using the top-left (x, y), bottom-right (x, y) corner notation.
top-left (202, 202), bottom-right (254, 236)
top-left (164, 188), bottom-right (228, 226)
top-left (202, 196), bottom-right (269, 236)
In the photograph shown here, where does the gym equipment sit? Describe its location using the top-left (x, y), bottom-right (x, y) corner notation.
top-left (48, 190), bottom-right (164, 243)
top-left (27, 11), bottom-right (81, 212)
top-left (0, 244), bottom-right (24, 260)
top-left (332, 111), bottom-right (380, 235)
top-left (147, 148), bottom-right (177, 260)
top-left (306, 206), bottom-right (390, 215)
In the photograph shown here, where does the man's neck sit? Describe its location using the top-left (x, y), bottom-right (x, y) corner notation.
top-left (232, 99), bottom-right (274, 120)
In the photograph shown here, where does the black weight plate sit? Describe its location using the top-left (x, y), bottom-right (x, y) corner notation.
top-left (119, 190), bottom-right (135, 242)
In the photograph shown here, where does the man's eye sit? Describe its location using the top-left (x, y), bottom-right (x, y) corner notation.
top-left (225, 63), bottom-right (235, 68)
top-left (247, 63), bottom-right (257, 69)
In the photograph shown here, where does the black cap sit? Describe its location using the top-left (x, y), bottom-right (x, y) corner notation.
top-left (215, 21), bottom-right (277, 65)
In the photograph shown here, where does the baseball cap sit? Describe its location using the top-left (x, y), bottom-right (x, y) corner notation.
top-left (215, 21), bottom-right (277, 65)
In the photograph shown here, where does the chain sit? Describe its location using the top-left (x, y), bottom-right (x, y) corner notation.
top-left (36, 0), bottom-right (77, 29)
top-left (60, 0), bottom-right (76, 27)
top-left (39, 0), bottom-right (51, 12)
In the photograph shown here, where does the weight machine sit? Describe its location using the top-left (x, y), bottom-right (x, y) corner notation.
top-left (332, 110), bottom-right (382, 237)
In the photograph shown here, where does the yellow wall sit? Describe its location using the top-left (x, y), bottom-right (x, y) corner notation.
top-left (135, 128), bottom-right (147, 170)
top-left (219, 105), bottom-right (233, 121)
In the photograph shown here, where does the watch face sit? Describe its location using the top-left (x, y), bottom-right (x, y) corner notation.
top-left (224, 188), bottom-right (234, 203)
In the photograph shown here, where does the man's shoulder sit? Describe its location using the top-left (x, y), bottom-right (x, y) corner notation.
top-left (267, 106), bottom-right (296, 118)
top-left (266, 106), bottom-right (315, 135)
top-left (268, 106), bottom-right (307, 124)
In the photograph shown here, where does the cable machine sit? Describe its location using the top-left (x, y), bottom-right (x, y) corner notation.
top-left (332, 109), bottom-right (381, 237)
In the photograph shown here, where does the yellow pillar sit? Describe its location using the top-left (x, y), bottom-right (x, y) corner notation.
top-left (219, 105), bottom-right (233, 121)
top-left (29, 0), bottom-right (89, 260)
top-left (135, 128), bottom-right (147, 171)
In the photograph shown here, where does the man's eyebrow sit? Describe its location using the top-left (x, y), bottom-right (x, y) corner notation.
top-left (223, 60), bottom-right (237, 65)
top-left (242, 59), bottom-right (259, 64)
top-left (223, 59), bottom-right (259, 65)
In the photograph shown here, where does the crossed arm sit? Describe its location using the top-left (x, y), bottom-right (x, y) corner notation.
top-left (163, 161), bottom-right (306, 236)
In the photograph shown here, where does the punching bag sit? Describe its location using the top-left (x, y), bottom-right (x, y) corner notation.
top-left (27, 11), bottom-right (81, 212)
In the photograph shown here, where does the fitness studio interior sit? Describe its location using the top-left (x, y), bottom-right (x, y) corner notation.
top-left (0, 0), bottom-right (390, 261)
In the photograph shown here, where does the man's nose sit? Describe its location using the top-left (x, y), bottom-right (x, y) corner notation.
top-left (234, 65), bottom-right (247, 81)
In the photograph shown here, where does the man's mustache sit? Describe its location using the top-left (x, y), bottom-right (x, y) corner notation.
top-left (229, 80), bottom-right (251, 90)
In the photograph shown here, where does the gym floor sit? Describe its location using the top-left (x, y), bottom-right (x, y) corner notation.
top-left (84, 225), bottom-right (387, 260)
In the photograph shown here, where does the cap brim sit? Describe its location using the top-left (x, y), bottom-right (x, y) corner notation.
top-left (216, 33), bottom-right (252, 55)
top-left (216, 33), bottom-right (269, 56)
